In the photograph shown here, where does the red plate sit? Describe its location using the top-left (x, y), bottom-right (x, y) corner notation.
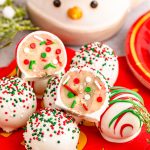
top-left (0, 48), bottom-right (150, 150)
top-left (126, 11), bottom-right (150, 89)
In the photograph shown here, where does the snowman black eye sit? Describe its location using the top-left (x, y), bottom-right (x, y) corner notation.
top-left (53, 0), bottom-right (61, 7)
top-left (90, 0), bottom-right (98, 8)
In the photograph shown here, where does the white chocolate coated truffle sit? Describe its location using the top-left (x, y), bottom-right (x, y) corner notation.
top-left (70, 42), bottom-right (119, 86)
top-left (24, 108), bottom-right (80, 150)
top-left (0, 77), bottom-right (37, 132)
top-left (99, 86), bottom-right (144, 143)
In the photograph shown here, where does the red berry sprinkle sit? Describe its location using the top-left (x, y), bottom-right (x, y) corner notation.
top-left (30, 43), bottom-right (36, 49)
top-left (56, 49), bottom-right (61, 54)
top-left (73, 78), bottom-right (80, 84)
top-left (46, 39), bottom-right (53, 45)
top-left (24, 59), bottom-right (29, 65)
top-left (45, 47), bottom-right (51, 52)
top-left (97, 97), bottom-right (102, 102)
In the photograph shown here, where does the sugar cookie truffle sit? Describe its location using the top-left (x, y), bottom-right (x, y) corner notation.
top-left (99, 86), bottom-right (144, 143)
top-left (24, 108), bottom-right (80, 150)
top-left (0, 77), bottom-right (37, 132)
top-left (17, 31), bottom-right (67, 78)
top-left (56, 67), bottom-right (109, 122)
top-left (70, 42), bottom-right (119, 86)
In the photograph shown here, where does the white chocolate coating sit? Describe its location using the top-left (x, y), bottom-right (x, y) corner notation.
top-left (17, 31), bottom-right (67, 79)
top-left (56, 67), bottom-right (109, 122)
top-left (99, 86), bottom-right (144, 143)
top-left (70, 42), bottom-right (119, 86)
top-left (24, 108), bottom-right (80, 150)
top-left (0, 77), bottom-right (37, 132)
top-left (26, 0), bottom-right (141, 45)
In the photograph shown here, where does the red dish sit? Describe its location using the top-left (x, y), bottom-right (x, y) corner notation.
top-left (126, 11), bottom-right (150, 89)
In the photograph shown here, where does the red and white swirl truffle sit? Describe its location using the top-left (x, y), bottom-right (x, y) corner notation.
top-left (24, 108), bottom-right (80, 150)
top-left (17, 31), bottom-right (67, 79)
top-left (99, 86), bottom-right (144, 143)
top-left (0, 77), bottom-right (37, 132)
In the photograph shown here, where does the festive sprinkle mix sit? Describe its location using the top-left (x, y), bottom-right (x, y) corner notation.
top-left (44, 63), bottom-right (56, 69)
top-left (29, 60), bottom-right (36, 70)
top-left (71, 100), bottom-right (77, 108)
top-left (24, 108), bottom-right (79, 149)
top-left (41, 52), bottom-right (47, 58)
top-left (0, 77), bottom-right (36, 124)
top-left (30, 43), bottom-right (36, 49)
top-left (67, 92), bottom-right (75, 98)
top-left (56, 49), bottom-right (61, 54)
top-left (73, 78), bottom-right (80, 84)
top-left (85, 87), bottom-right (91, 93)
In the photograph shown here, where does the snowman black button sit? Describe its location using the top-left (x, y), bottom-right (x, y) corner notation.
top-left (53, 0), bottom-right (61, 7)
top-left (90, 0), bottom-right (98, 8)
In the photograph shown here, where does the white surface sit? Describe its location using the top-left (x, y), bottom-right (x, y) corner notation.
top-left (0, 0), bottom-right (150, 67)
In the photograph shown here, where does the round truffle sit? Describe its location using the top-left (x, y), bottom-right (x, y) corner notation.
top-left (70, 42), bottom-right (119, 86)
top-left (17, 31), bottom-right (67, 79)
top-left (99, 86), bottom-right (144, 143)
top-left (56, 67), bottom-right (109, 122)
top-left (0, 77), bottom-right (37, 132)
top-left (24, 108), bottom-right (80, 150)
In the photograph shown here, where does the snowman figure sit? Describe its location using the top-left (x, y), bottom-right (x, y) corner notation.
top-left (27, 0), bottom-right (145, 45)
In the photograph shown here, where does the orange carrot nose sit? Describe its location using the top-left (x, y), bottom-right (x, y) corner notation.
top-left (67, 6), bottom-right (83, 20)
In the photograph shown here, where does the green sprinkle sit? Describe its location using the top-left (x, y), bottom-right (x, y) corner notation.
top-left (41, 52), bottom-right (47, 58)
top-left (57, 140), bottom-right (60, 144)
top-left (67, 92), bottom-right (75, 98)
top-left (29, 60), bottom-right (36, 70)
top-left (44, 63), bottom-right (56, 69)
top-left (85, 87), bottom-right (91, 93)
top-left (40, 41), bottom-right (46, 45)
top-left (71, 100), bottom-right (76, 108)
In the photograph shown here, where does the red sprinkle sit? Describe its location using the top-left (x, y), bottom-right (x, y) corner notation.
top-left (24, 59), bottom-right (29, 65)
top-left (73, 78), bottom-right (80, 84)
top-left (45, 47), bottom-right (51, 52)
top-left (46, 39), bottom-right (53, 45)
top-left (56, 49), bottom-right (61, 54)
top-left (82, 103), bottom-right (88, 111)
top-left (97, 97), bottom-right (102, 102)
top-left (30, 43), bottom-right (36, 49)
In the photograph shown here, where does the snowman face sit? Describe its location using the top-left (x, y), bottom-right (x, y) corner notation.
top-left (59, 69), bottom-right (107, 115)
top-left (17, 31), bottom-right (67, 78)
top-left (43, 0), bottom-right (131, 29)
